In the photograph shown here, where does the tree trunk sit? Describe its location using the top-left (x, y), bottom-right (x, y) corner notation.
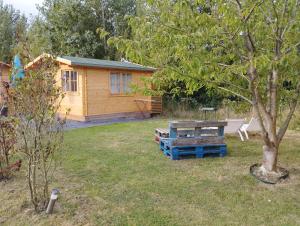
top-left (262, 145), bottom-right (278, 172)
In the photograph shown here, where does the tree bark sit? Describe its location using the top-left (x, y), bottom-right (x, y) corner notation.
top-left (262, 145), bottom-right (278, 172)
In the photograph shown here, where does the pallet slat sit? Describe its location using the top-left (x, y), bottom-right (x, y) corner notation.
top-left (169, 121), bottom-right (227, 128)
top-left (160, 139), bottom-right (227, 160)
top-left (171, 137), bottom-right (224, 146)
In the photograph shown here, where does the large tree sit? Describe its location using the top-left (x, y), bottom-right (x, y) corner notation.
top-left (111, 0), bottom-right (300, 176)
top-left (17, 16), bottom-right (52, 61)
top-left (0, 0), bottom-right (27, 62)
top-left (27, 0), bottom-right (136, 60)
top-left (37, 0), bottom-right (101, 58)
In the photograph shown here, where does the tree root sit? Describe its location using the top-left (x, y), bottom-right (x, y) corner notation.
top-left (250, 163), bottom-right (289, 184)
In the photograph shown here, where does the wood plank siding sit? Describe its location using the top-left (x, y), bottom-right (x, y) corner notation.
top-left (0, 63), bottom-right (10, 104)
top-left (86, 68), bottom-right (152, 117)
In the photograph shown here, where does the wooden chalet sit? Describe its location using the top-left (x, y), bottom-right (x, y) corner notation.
top-left (26, 54), bottom-right (162, 121)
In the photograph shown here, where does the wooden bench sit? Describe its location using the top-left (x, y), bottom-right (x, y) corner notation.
top-left (159, 121), bottom-right (228, 160)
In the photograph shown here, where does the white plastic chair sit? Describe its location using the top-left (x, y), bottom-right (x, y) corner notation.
top-left (224, 119), bottom-right (246, 141)
top-left (239, 117), bottom-right (261, 140)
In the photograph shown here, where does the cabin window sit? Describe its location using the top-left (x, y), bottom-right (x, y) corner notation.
top-left (110, 73), bottom-right (132, 94)
top-left (110, 73), bottom-right (121, 94)
top-left (122, 74), bottom-right (132, 93)
top-left (62, 70), bottom-right (78, 92)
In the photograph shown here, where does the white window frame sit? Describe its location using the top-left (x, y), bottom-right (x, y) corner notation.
top-left (62, 70), bottom-right (78, 92)
top-left (110, 72), bottom-right (132, 95)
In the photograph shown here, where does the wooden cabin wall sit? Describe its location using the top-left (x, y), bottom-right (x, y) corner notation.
top-left (85, 68), bottom-right (152, 117)
top-left (55, 64), bottom-right (156, 121)
top-left (0, 66), bottom-right (10, 103)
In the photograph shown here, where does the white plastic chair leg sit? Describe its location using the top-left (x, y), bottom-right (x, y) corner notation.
top-left (238, 130), bottom-right (244, 141)
top-left (243, 129), bottom-right (249, 140)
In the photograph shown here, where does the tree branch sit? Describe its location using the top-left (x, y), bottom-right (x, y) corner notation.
top-left (218, 86), bottom-right (252, 104)
top-left (277, 82), bottom-right (300, 143)
top-left (234, 0), bottom-right (242, 10)
top-left (244, 1), bottom-right (264, 22)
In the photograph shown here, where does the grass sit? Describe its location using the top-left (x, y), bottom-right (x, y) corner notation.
top-left (1, 119), bottom-right (300, 225)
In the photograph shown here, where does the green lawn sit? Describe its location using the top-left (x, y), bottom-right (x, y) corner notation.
top-left (1, 119), bottom-right (300, 225)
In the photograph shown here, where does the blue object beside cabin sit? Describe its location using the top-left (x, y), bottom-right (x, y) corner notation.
top-left (11, 55), bottom-right (25, 86)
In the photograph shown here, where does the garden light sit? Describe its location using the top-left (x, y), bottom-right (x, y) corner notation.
top-left (46, 188), bottom-right (59, 214)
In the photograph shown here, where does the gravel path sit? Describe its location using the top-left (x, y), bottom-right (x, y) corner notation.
top-left (65, 118), bottom-right (149, 130)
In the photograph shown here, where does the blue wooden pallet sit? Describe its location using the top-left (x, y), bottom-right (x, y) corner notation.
top-left (160, 138), bottom-right (227, 160)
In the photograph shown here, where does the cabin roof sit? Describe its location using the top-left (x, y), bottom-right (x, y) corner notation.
top-left (57, 56), bottom-right (156, 72)
top-left (0, 61), bottom-right (10, 68)
top-left (25, 54), bottom-right (156, 72)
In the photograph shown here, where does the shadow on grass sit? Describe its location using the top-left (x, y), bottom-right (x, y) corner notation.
top-left (289, 167), bottom-right (300, 175)
top-left (227, 142), bottom-right (261, 158)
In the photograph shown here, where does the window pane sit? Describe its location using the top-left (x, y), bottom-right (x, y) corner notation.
top-left (123, 74), bottom-right (132, 93)
top-left (116, 74), bottom-right (121, 93)
top-left (122, 74), bottom-right (126, 93)
top-left (127, 74), bottom-right (132, 92)
top-left (71, 81), bottom-right (77, 92)
top-left (71, 71), bottom-right (77, 81)
top-left (111, 73), bottom-right (121, 94)
top-left (70, 71), bottom-right (77, 92)
top-left (110, 74), bottom-right (116, 94)
top-left (62, 71), bottom-right (70, 91)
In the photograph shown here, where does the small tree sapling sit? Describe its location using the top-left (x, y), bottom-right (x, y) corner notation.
top-left (9, 57), bottom-right (67, 212)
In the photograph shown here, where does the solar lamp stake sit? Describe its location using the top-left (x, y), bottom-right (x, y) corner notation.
top-left (46, 189), bottom-right (59, 214)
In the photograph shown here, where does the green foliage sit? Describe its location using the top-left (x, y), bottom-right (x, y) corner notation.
top-left (0, 0), bottom-right (27, 62)
top-left (110, 0), bottom-right (300, 109)
top-left (21, 0), bottom-right (137, 60)
top-left (36, 0), bottom-right (101, 58)
top-left (163, 81), bottom-right (224, 108)
top-left (0, 0), bottom-right (137, 61)
top-left (19, 17), bottom-right (52, 60)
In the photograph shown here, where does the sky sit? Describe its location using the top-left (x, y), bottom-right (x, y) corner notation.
top-left (3, 0), bottom-right (40, 17)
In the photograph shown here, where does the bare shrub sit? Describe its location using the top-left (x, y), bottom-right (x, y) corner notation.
top-left (0, 117), bottom-right (17, 180)
top-left (9, 58), bottom-right (67, 212)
